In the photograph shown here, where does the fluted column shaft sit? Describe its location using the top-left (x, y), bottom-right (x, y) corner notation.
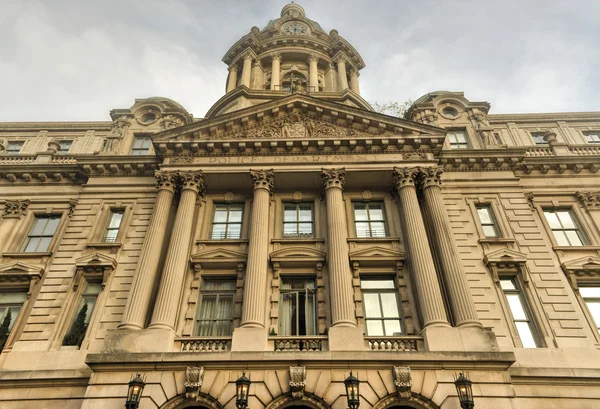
top-left (241, 54), bottom-right (253, 88)
top-left (322, 169), bottom-right (356, 327)
top-left (421, 167), bottom-right (481, 327)
top-left (149, 171), bottom-right (204, 330)
top-left (270, 53), bottom-right (281, 90)
top-left (349, 70), bottom-right (360, 94)
top-left (120, 171), bottom-right (177, 330)
top-left (227, 65), bottom-right (238, 93)
top-left (336, 56), bottom-right (349, 91)
top-left (308, 55), bottom-right (319, 92)
top-left (241, 170), bottom-right (274, 327)
top-left (393, 168), bottom-right (450, 328)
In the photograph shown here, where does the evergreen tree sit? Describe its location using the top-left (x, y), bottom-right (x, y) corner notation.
top-left (0, 309), bottom-right (12, 351)
top-left (63, 303), bottom-right (88, 347)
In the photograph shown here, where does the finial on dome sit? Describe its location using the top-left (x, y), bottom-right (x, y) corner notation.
top-left (281, 3), bottom-right (305, 18)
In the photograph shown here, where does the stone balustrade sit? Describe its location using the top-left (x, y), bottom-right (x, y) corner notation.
top-left (272, 337), bottom-right (326, 352)
top-left (366, 336), bottom-right (422, 352)
top-left (525, 147), bottom-right (553, 156)
top-left (568, 145), bottom-right (600, 155)
top-left (176, 337), bottom-right (231, 353)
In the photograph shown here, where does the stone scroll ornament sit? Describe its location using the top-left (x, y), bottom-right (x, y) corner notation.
top-left (393, 366), bottom-right (412, 399)
top-left (185, 366), bottom-right (205, 400)
top-left (289, 366), bottom-right (307, 399)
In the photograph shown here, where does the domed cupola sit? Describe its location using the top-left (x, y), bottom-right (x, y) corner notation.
top-left (206, 3), bottom-right (371, 118)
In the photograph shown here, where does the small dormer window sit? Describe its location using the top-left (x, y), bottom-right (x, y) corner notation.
top-left (141, 112), bottom-right (157, 124)
top-left (442, 106), bottom-right (459, 118)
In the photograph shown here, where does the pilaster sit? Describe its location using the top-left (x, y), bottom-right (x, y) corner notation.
top-left (270, 53), bottom-right (282, 90)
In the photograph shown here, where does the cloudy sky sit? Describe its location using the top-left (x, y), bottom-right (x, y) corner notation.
top-left (2, 0), bottom-right (599, 121)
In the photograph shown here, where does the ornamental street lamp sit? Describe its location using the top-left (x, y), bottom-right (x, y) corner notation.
top-left (454, 372), bottom-right (474, 409)
top-left (344, 372), bottom-right (360, 409)
top-left (236, 372), bottom-right (251, 409)
top-left (125, 373), bottom-right (146, 409)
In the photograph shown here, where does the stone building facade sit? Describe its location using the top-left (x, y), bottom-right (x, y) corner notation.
top-left (1, 3), bottom-right (600, 409)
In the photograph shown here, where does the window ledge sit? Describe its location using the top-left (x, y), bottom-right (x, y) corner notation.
top-left (553, 245), bottom-right (600, 252)
top-left (269, 335), bottom-right (327, 339)
top-left (347, 237), bottom-right (401, 243)
top-left (2, 251), bottom-right (52, 258)
top-left (479, 238), bottom-right (516, 244)
top-left (196, 239), bottom-right (249, 245)
top-left (271, 238), bottom-right (325, 244)
top-left (86, 242), bottom-right (122, 248)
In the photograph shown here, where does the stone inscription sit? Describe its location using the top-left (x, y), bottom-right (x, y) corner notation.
top-left (181, 153), bottom-right (429, 165)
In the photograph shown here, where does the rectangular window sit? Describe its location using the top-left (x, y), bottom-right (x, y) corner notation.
top-left (447, 130), bottom-right (469, 149)
top-left (6, 141), bottom-right (24, 154)
top-left (585, 132), bottom-right (600, 144)
top-left (500, 278), bottom-right (539, 348)
top-left (0, 292), bottom-right (27, 349)
top-left (580, 287), bottom-right (600, 333)
top-left (531, 132), bottom-right (547, 145)
top-left (57, 140), bottom-right (73, 155)
top-left (283, 203), bottom-right (313, 238)
top-left (130, 136), bottom-right (152, 155)
top-left (354, 202), bottom-right (387, 238)
top-left (543, 210), bottom-right (586, 246)
top-left (211, 204), bottom-right (243, 240)
top-left (476, 205), bottom-right (500, 238)
top-left (195, 279), bottom-right (235, 336)
top-left (361, 278), bottom-right (403, 336)
top-left (23, 216), bottom-right (61, 252)
top-left (63, 283), bottom-right (101, 346)
top-left (103, 210), bottom-right (124, 243)
top-left (279, 277), bottom-right (317, 336)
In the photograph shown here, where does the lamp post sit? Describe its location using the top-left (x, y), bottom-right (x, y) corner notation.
top-left (235, 372), bottom-right (251, 409)
top-left (454, 373), bottom-right (474, 409)
top-left (344, 372), bottom-right (360, 409)
top-left (125, 373), bottom-right (146, 409)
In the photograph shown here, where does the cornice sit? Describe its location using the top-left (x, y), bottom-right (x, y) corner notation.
top-left (488, 111), bottom-right (600, 124)
top-left (0, 121), bottom-right (112, 131)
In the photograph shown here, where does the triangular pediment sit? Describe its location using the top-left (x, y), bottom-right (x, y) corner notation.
top-left (190, 248), bottom-right (247, 270)
top-left (483, 248), bottom-right (527, 266)
top-left (270, 247), bottom-right (326, 262)
top-left (152, 93), bottom-right (446, 150)
top-left (75, 252), bottom-right (117, 270)
top-left (0, 262), bottom-right (43, 276)
top-left (561, 256), bottom-right (600, 273)
top-left (348, 246), bottom-right (406, 262)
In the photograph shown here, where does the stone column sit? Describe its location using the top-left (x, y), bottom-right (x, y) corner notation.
top-left (349, 69), bottom-right (360, 94)
top-left (119, 171), bottom-right (178, 330)
top-left (226, 65), bottom-right (238, 93)
top-left (149, 171), bottom-right (204, 330)
top-left (335, 55), bottom-right (349, 91)
top-left (240, 169), bottom-right (274, 328)
top-left (420, 167), bottom-right (481, 327)
top-left (308, 54), bottom-right (319, 92)
top-left (270, 53), bottom-right (281, 90)
top-left (392, 167), bottom-right (450, 328)
top-left (322, 169), bottom-right (356, 327)
top-left (240, 53), bottom-right (253, 88)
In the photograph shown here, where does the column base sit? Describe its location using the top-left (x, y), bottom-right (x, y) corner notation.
top-left (102, 328), bottom-right (175, 353)
top-left (231, 327), bottom-right (268, 351)
top-left (328, 326), bottom-right (365, 351)
top-left (422, 325), bottom-right (499, 352)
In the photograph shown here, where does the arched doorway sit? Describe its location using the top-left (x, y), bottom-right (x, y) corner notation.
top-left (372, 395), bottom-right (440, 409)
top-left (159, 393), bottom-right (224, 409)
top-left (265, 392), bottom-right (331, 409)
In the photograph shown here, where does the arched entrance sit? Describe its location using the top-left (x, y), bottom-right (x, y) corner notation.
top-left (265, 392), bottom-right (331, 409)
top-left (159, 393), bottom-right (224, 409)
top-left (372, 395), bottom-right (440, 409)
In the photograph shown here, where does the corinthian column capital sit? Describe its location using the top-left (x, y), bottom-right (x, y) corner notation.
top-left (178, 170), bottom-right (205, 195)
top-left (228, 64), bottom-right (239, 72)
top-left (250, 169), bottom-right (275, 192)
top-left (392, 167), bottom-right (420, 190)
top-left (321, 168), bottom-right (346, 191)
top-left (155, 171), bottom-right (178, 192)
top-left (270, 52), bottom-right (282, 62)
top-left (420, 166), bottom-right (444, 189)
top-left (307, 54), bottom-right (319, 63)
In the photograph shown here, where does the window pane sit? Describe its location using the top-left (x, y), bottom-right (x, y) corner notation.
top-left (580, 287), bottom-right (600, 298)
top-left (213, 209), bottom-right (228, 223)
top-left (24, 237), bottom-right (41, 252)
top-left (298, 223), bottom-right (313, 235)
top-left (228, 209), bottom-right (243, 223)
top-left (198, 295), bottom-right (217, 320)
top-left (368, 205), bottom-right (384, 221)
top-left (363, 293), bottom-right (382, 318)
top-left (515, 321), bottom-right (537, 348)
top-left (298, 207), bottom-right (312, 222)
top-left (108, 212), bottom-right (123, 228)
top-left (37, 237), bottom-right (53, 252)
top-left (586, 302), bottom-right (600, 328)
top-left (284, 207), bottom-right (297, 222)
top-left (211, 224), bottom-right (226, 240)
top-left (544, 212), bottom-right (561, 229)
top-left (30, 218), bottom-right (47, 236)
top-left (0, 293), bottom-right (27, 304)
top-left (552, 230), bottom-right (569, 246)
top-left (380, 293), bottom-right (400, 318)
top-left (361, 279), bottom-right (395, 290)
top-left (226, 224), bottom-right (241, 239)
top-left (283, 223), bottom-right (298, 236)
top-left (557, 211), bottom-right (576, 228)
top-left (366, 320), bottom-right (384, 336)
top-left (355, 222), bottom-right (370, 238)
top-left (500, 279), bottom-right (516, 290)
top-left (565, 230), bottom-right (583, 246)
top-left (477, 207), bottom-right (492, 224)
top-left (384, 319), bottom-right (402, 336)
top-left (370, 222), bottom-right (386, 237)
top-left (506, 294), bottom-right (527, 320)
top-left (482, 225), bottom-right (498, 238)
top-left (354, 205), bottom-right (368, 221)
top-left (44, 217), bottom-right (60, 235)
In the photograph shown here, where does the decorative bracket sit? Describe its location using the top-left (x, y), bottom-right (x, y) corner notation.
top-left (185, 366), bottom-right (205, 401)
top-left (289, 366), bottom-right (306, 399)
top-left (392, 366), bottom-right (412, 400)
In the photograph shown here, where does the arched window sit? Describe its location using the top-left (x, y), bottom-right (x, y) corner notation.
top-left (281, 71), bottom-right (307, 92)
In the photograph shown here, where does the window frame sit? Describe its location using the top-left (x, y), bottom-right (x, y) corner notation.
top-left (447, 129), bottom-right (470, 149)
top-left (0, 290), bottom-right (29, 351)
top-left (22, 215), bottom-right (62, 253)
top-left (278, 276), bottom-right (318, 336)
top-left (210, 203), bottom-right (244, 240)
top-left (360, 277), bottom-right (405, 337)
top-left (102, 209), bottom-right (125, 243)
top-left (580, 286), bottom-right (600, 334)
top-left (352, 201), bottom-right (388, 238)
top-left (194, 278), bottom-right (236, 337)
top-left (62, 282), bottom-right (102, 348)
top-left (543, 208), bottom-right (588, 247)
top-left (57, 140), bottom-right (73, 155)
top-left (530, 132), bottom-right (548, 146)
top-left (282, 202), bottom-right (314, 238)
top-left (584, 131), bottom-right (600, 144)
top-left (475, 204), bottom-right (501, 238)
top-left (6, 141), bottom-right (24, 155)
top-left (499, 277), bottom-right (542, 348)
top-left (130, 135), bottom-right (153, 155)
